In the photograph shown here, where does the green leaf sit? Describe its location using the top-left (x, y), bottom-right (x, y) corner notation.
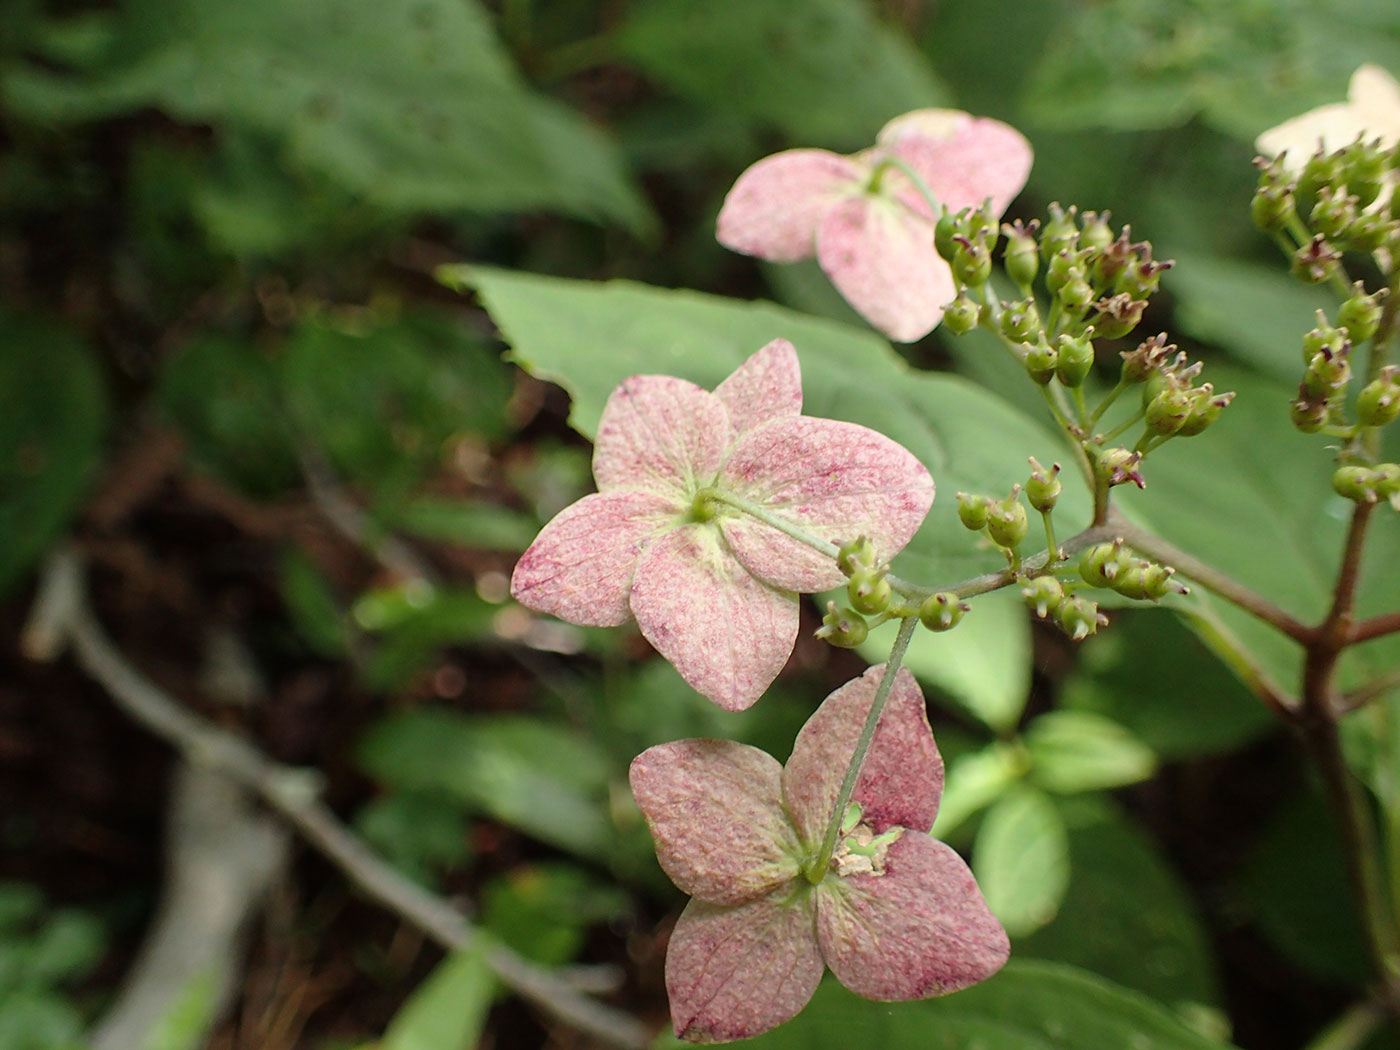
top-left (351, 585), bottom-right (499, 691)
top-left (278, 550), bottom-right (352, 658)
top-left (354, 792), bottom-right (473, 885)
top-left (618, 0), bottom-right (947, 148)
top-left (1019, 797), bottom-right (1223, 1018)
top-left (381, 945), bottom-right (493, 1050)
top-left (0, 313), bottom-right (107, 596)
top-left (480, 862), bottom-right (628, 967)
top-left (1024, 710), bottom-right (1157, 794)
top-left (387, 497), bottom-right (540, 553)
top-left (7, 0), bottom-right (652, 233)
top-left (461, 268), bottom-right (1087, 584)
top-left (738, 958), bottom-right (1240, 1049)
top-left (930, 742), bottom-right (1025, 841)
top-left (357, 711), bottom-right (615, 862)
top-left (972, 786), bottom-right (1070, 937)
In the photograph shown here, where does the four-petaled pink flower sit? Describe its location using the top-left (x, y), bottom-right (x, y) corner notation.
top-left (630, 664), bottom-right (1009, 1042)
top-left (717, 109), bottom-right (1033, 343)
top-left (510, 339), bottom-right (934, 711)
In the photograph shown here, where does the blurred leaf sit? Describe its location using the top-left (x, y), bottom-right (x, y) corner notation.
top-left (0, 313), bottom-right (107, 596)
top-left (25, 910), bottom-right (104, 985)
top-left (1023, 0), bottom-right (1400, 140)
top-left (462, 268), bottom-right (1087, 584)
top-left (381, 945), bottom-right (492, 1050)
top-left (352, 585), bottom-right (498, 691)
top-left (6, 0), bottom-right (653, 233)
top-left (850, 588), bottom-right (1031, 732)
top-left (1024, 710), bottom-right (1157, 794)
top-left (387, 497), bottom-right (539, 553)
top-left (931, 742), bottom-right (1025, 841)
top-left (972, 785), bottom-right (1069, 938)
top-left (0, 884), bottom-right (44, 930)
top-left (354, 791), bottom-right (473, 885)
top-left (357, 711), bottom-right (615, 861)
top-left (0, 990), bottom-right (87, 1050)
top-left (738, 958), bottom-right (1240, 1049)
top-left (278, 550), bottom-right (352, 657)
top-left (1061, 610), bottom-right (1274, 759)
top-left (619, 0), bottom-right (948, 148)
top-left (1019, 797), bottom-right (1222, 1018)
top-left (480, 862), bottom-right (627, 966)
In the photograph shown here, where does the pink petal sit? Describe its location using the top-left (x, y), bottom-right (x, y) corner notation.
top-left (629, 740), bottom-right (803, 905)
top-left (510, 490), bottom-right (678, 626)
top-left (713, 339), bottom-right (803, 438)
top-left (719, 416), bottom-right (934, 592)
top-left (816, 834), bottom-right (1009, 1000)
top-left (815, 194), bottom-right (956, 342)
top-left (717, 149), bottom-right (866, 263)
top-left (592, 375), bottom-right (730, 497)
top-left (629, 525), bottom-right (798, 711)
top-left (783, 665), bottom-right (942, 843)
top-left (881, 112), bottom-right (1033, 218)
top-left (666, 892), bottom-right (824, 1042)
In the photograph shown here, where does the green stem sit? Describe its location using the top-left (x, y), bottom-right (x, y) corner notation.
top-left (1097, 405), bottom-right (1145, 444)
top-left (1040, 510), bottom-right (1059, 562)
top-left (880, 156), bottom-right (948, 218)
top-left (803, 615), bottom-right (919, 884)
top-left (1087, 378), bottom-right (1131, 429)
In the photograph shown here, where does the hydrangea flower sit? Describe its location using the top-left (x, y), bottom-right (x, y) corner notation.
top-left (1257, 64), bottom-right (1400, 170)
top-left (716, 109), bottom-right (1033, 343)
top-left (510, 340), bottom-right (933, 711)
top-left (630, 664), bottom-right (1009, 1042)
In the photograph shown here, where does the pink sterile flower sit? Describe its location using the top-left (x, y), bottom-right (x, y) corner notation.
top-left (716, 109), bottom-right (1033, 343)
top-left (630, 665), bottom-right (1009, 1042)
top-left (509, 339), bottom-right (934, 712)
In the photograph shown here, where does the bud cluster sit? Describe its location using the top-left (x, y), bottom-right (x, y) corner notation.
top-left (957, 486), bottom-right (1029, 558)
top-left (1078, 540), bottom-right (1188, 602)
top-left (1290, 289), bottom-right (1394, 435)
top-left (1332, 462), bottom-right (1400, 508)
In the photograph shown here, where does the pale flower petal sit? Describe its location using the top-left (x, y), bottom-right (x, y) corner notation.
top-left (719, 416), bottom-right (934, 592)
top-left (880, 112), bottom-right (1034, 217)
top-left (816, 834), bottom-right (1009, 1000)
top-left (666, 893), bottom-right (824, 1043)
top-left (510, 490), bottom-right (678, 626)
top-left (713, 338), bottom-right (803, 437)
top-left (630, 740), bottom-right (803, 905)
top-left (716, 149), bottom-right (866, 263)
top-left (629, 526), bottom-right (798, 711)
top-left (592, 375), bottom-right (730, 496)
top-left (1257, 64), bottom-right (1400, 168)
top-left (815, 194), bottom-right (956, 342)
top-left (782, 665), bottom-right (942, 844)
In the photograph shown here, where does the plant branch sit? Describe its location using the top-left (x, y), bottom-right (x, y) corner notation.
top-left (20, 548), bottom-right (652, 1050)
top-left (1349, 611), bottom-right (1400, 646)
top-left (1335, 667), bottom-right (1400, 716)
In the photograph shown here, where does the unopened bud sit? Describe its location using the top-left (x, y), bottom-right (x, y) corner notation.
top-left (1054, 332), bottom-right (1096, 388)
top-left (1303, 343), bottom-right (1351, 400)
top-left (1115, 258), bottom-right (1172, 301)
top-left (836, 536), bottom-right (878, 577)
top-left (1096, 447), bottom-right (1145, 489)
top-left (1358, 367), bottom-right (1400, 427)
top-left (935, 207), bottom-right (961, 261)
top-left (1176, 386), bottom-right (1235, 437)
top-left (956, 492), bottom-right (991, 531)
top-left (848, 568), bottom-right (892, 616)
top-left (1057, 594), bottom-right (1108, 641)
top-left (1026, 457), bottom-right (1062, 513)
top-left (1332, 465), bottom-right (1379, 504)
top-left (1291, 390), bottom-right (1330, 433)
top-left (1292, 235), bottom-right (1342, 284)
top-left (1000, 298), bottom-right (1041, 342)
top-left (1091, 293), bottom-right (1147, 339)
top-left (1303, 310), bottom-right (1349, 362)
top-left (1310, 186), bottom-right (1357, 239)
top-left (1251, 177), bottom-right (1296, 232)
top-left (1023, 338), bottom-right (1058, 385)
top-left (817, 602), bottom-right (869, 647)
top-left (1079, 210), bottom-right (1113, 251)
top-left (920, 592), bottom-right (969, 632)
top-left (1002, 219), bottom-right (1040, 289)
top-left (952, 237), bottom-right (992, 287)
top-left (1079, 540), bottom-right (1129, 588)
top-left (1021, 575), bottom-right (1064, 619)
top-left (986, 490), bottom-right (1029, 550)
top-left (943, 290), bottom-right (982, 334)
top-left (1337, 285), bottom-right (1386, 345)
top-left (1145, 386), bottom-right (1194, 437)
top-left (1120, 333), bottom-right (1173, 383)
top-left (1041, 202), bottom-right (1079, 260)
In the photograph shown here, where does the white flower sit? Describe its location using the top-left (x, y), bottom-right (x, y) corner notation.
top-left (1257, 65), bottom-right (1400, 172)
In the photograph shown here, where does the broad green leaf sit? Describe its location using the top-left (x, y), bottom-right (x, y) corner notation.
top-left (278, 550), bottom-right (352, 658)
top-left (387, 497), bottom-right (540, 553)
top-left (738, 958), bottom-right (1240, 1050)
top-left (1024, 710), bottom-right (1157, 794)
top-left (354, 792), bottom-right (473, 885)
top-left (0, 313), bottom-right (107, 595)
top-left (931, 742), bottom-right (1025, 840)
top-left (461, 267), bottom-right (1087, 583)
top-left (6, 0), bottom-right (652, 233)
top-left (1019, 798), bottom-right (1223, 1018)
top-left (850, 588), bottom-right (1031, 731)
top-left (357, 711), bottom-right (615, 862)
top-left (480, 862), bottom-right (628, 967)
top-left (351, 585), bottom-right (498, 690)
top-left (618, 0), bottom-right (948, 149)
top-left (1061, 610), bottom-right (1274, 758)
top-left (972, 786), bottom-right (1069, 937)
top-left (381, 945), bottom-right (493, 1050)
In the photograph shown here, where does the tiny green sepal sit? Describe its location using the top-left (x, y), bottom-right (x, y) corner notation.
top-left (920, 592), bottom-right (969, 632)
top-left (1025, 457), bottom-right (1062, 513)
top-left (816, 601), bottom-right (870, 647)
top-left (1057, 594), bottom-right (1108, 640)
top-left (1021, 575), bottom-right (1064, 619)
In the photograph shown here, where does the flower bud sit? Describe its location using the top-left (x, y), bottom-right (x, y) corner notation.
top-left (1044, 248), bottom-right (1079, 296)
top-left (1091, 293), bottom-right (1147, 340)
top-left (1095, 447), bottom-right (1145, 489)
top-left (1337, 285), bottom-right (1386, 345)
top-left (1339, 211), bottom-right (1392, 253)
top-left (1303, 310), bottom-right (1349, 362)
top-left (1145, 385), bottom-right (1194, 437)
top-left (935, 207), bottom-right (961, 261)
top-left (1091, 229), bottom-right (1135, 287)
top-left (1375, 463), bottom-right (1400, 508)
top-left (986, 491), bottom-right (1029, 550)
top-left (1023, 338), bottom-right (1058, 386)
top-left (1292, 235), bottom-right (1342, 284)
top-left (956, 492), bottom-right (990, 531)
top-left (1112, 560), bottom-right (1185, 601)
top-left (1079, 540), bottom-right (1129, 588)
top-left (1053, 332), bottom-right (1095, 387)
top-left (1332, 465), bottom-right (1378, 504)
top-left (1021, 575), bottom-right (1064, 619)
top-left (848, 568), bottom-right (892, 616)
top-left (1002, 219), bottom-right (1040, 289)
top-left (1298, 148), bottom-right (1344, 207)
top-left (1175, 385), bottom-right (1234, 437)
top-left (1040, 202), bottom-right (1079, 260)
top-left (1310, 186), bottom-right (1357, 239)
top-left (836, 536), bottom-right (878, 577)
top-left (1251, 180), bottom-right (1296, 232)
top-left (1290, 390), bottom-right (1330, 433)
top-left (999, 298), bottom-right (1041, 342)
top-left (1079, 210), bottom-right (1113, 251)
top-left (1115, 258), bottom-right (1172, 301)
top-left (1120, 333), bottom-right (1173, 383)
top-left (952, 237), bottom-right (992, 287)
top-left (1343, 140), bottom-right (1389, 207)
top-left (1303, 343), bottom-right (1351, 400)
top-left (1358, 366), bottom-right (1400, 427)
top-left (1058, 273), bottom-right (1096, 314)
top-left (1026, 457), bottom-right (1062, 513)
top-left (920, 592), bottom-right (968, 632)
top-left (943, 290), bottom-right (982, 334)
top-left (1057, 594), bottom-right (1108, 641)
top-left (817, 602), bottom-right (869, 647)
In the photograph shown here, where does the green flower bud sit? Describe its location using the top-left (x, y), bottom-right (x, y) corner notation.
top-left (1058, 273), bottom-right (1096, 314)
top-left (1095, 447), bottom-right (1145, 490)
top-left (1112, 560), bottom-right (1185, 601)
top-left (1251, 181), bottom-right (1296, 232)
top-left (1002, 219), bottom-right (1040, 289)
top-left (956, 491), bottom-right (990, 531)
top-left (1298, 148), bottom-right (1345, 207)
top-left (1000, 298), bottom-right (1041, 342)
top-left (848, 568), bottom-right (892, 616)
top-left (1057, 594), bottom-right (1108, 641)
top-left (1091, 229), bottom-right (1135, 288)
top-left (952, 237), bottom-right (992, 287)
top-left (1358, 366), bottom-right (1400, 427)
top-left (935, 207), bottom-right (961, 261)
top-left (1310, 186), bottom-right (1357, 239)
top-left (1339, 210), bottom-right (1393, 253)
top-left (1044, 249), bottom-right (1079, 296)
top-left (1145, 386), bottom-right (1194, 437)
top-left (1079, 210), bottom-right (1113, 251)
top-left (1040, 202), bottom-right (1079, 260)
top-left (943, 290), bottom-right (982, 335)
top-left (1374, 463), bottom-right (1400, 508)
top-left (1054, 332), bottom-right (1095, 387)
top-left (1021, 575), bottom-right (1064, 619)
top-left (836, 536), bottom-right (878, 577)
top-left (920, 592), bottom-right (968, 632)
top-left (1292, 235), bottom-right (1343, 284)
top-left (1026, 457), bottom-right (1062, 513)
top-left (1342, 140), bottom-right (1389, 207)
top-left (1115, 258), bottom-right (1172, 301)
top-left (1023, 338), bottom-right (1058, 386)
top-left (1303, 310), bottom-right (1350, 362)
top-left (1290, 390), bottom-right (1330, 433)
top-left (1175, 385), bottom-right (1235, 437)
top-left (1120, 333), bottom-right (1173, 383)
top-left (1332, 464), bottom-right (1379, 504)
top-left (1337, 285), bottom-right (1386, 345)
top-left (817, 601), bottom-right (869, 647)
top-left (1079, 540), bottom-right (1128, 588)
top-left (1303, 343), bottom-right (1351, 400)
top-left (986, 491), bottom-right (1029, 549)
top-left (1091, 293), bottom-right (1147, 340)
